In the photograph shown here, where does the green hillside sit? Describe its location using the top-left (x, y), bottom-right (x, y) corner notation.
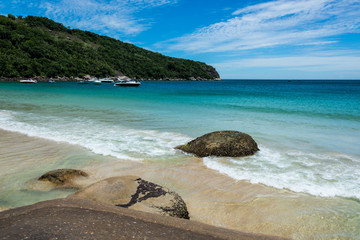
top-left (0, 14), bottom-right (220, 80)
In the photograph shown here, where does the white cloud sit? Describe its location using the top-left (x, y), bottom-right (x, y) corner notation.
top-left (161, 0), bottom-right (360, 53)
top-left (212, 51), bottom-right (360, 79)
top-left (40, 0), bottom-right (177, 36)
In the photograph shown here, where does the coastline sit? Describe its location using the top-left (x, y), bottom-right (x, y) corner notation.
top-left (0, 76), bottom-right (221, 82)
top-left (1, 129), bottom-right (359, 239)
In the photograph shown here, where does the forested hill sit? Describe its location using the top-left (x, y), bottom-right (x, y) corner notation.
top-left (0, 14), bottom-right (220, 80)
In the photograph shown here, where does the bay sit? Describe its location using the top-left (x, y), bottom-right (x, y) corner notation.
top-left (0, 80), bottom-right (359, 239)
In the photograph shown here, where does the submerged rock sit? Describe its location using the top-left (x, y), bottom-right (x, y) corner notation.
top-left (38, 169), bottom-right (88, 188)
top-left (176, 131), bottom-right (259, 157)
top-left (68, 176), bottom-right (190, 219)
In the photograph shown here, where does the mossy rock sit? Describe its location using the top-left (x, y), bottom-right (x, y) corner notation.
top-left (38, 169), bottom-right (88, 188)
top-left (176, 131), bottom-right (259, 157)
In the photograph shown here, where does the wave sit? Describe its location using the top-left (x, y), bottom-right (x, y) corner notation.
top-left (203, 146), bottom-right (360, 199)
top-left (2, 109), bottom-right (360, 199)
top-left (0, 110), bottom-right (191, 161)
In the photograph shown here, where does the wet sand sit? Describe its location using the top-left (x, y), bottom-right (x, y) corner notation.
top-left (0, 129), bottom-right (359, 239)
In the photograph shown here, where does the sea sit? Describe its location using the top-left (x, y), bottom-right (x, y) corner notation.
top-left (0, 80), bottom-right (359, 239)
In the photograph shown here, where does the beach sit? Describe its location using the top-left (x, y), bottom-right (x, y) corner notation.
top-left (0, 80), bottom-right (359, 239)
top-left (0, 129), bottom-right (359, 239)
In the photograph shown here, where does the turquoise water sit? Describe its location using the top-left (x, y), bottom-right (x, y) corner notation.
top-left (0, 80), bottom-right (360, 199)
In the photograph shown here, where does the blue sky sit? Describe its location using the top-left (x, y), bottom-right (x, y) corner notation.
top-left (1, 0), bottom-right (360, 79)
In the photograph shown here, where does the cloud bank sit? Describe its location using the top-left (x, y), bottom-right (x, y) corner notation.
top-left (162, 0), bottom-right (360, 53)
top-left (215, 51), bottom-right (360, 71)
top-left (40, 0), bottom-right (177, 36)
top-left (211, 50), bottom-right (360, 79)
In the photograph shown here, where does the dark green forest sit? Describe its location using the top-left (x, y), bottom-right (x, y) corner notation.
top-left (0, 14), bottom-right (220, 80)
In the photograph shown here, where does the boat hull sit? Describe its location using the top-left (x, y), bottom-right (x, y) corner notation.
top-left (114, 81), bottom-right (140, 87)
top-left (19, 80), bottom-right (37, 84)
top-left (115, 84), bottom-right (140, 87)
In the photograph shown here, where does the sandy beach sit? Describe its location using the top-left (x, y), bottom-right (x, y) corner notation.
top-left (1, 0), bottom-right (360, 237)
top-left (1, 129), bottom-right (359, 239)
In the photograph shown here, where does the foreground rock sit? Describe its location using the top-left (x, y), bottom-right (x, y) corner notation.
top-left (38, 169), bottom-right (88, 188)
top-left (0, 198), bottom-right (286, 240)
top-left (176, 131), bottom-right (259, 157)
top-left (68, 176), bottom-right (190, 219)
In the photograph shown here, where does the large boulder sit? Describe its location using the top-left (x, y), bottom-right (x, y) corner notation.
top-left (38, 169), bottom-right (88, 188)
top-left (68, 176), bottom-right (190, 219)
top-left (176, 131), bottom-right (259, 157)
top-left (0, 198), bottom-right (284, 240)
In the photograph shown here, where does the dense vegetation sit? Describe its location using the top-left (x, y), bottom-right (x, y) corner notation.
top-left (0, 14), bottom-right (220, 80)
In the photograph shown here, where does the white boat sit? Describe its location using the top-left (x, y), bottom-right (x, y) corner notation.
top-left (100, 78), bottom-right (114, 83)
top-left (114, 80), bottom-right (141, 87)
top-left (87, 78), bottom-right (97, 82)
top-left (94, 80), bottom-right (102, 85)
top-left (19, 79), bottom-right (37, 84)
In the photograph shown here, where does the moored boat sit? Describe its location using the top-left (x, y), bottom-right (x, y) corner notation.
top-left (87, 78), bottom-right (97, 82)
top-left (114, 80), bottom-right (141, 87)
top-left (93, 80), bottom-right (102, 85)
top-left (100, 78), bottom-right (114, 83)
top-left (19, 79), bottom-right (37, 84)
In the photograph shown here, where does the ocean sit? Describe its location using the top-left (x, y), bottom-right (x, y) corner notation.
top-left (0, 80), bottom-right (359, 239)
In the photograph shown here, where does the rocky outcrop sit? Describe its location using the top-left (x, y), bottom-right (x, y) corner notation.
top-left (68, 176), bottom-right (190, 219)
top-left (203, 65), bottom-right (221, 80)
top-left (176, 131), bottom-right (259, 157)
top-left (0, 198), bottom-right (286, 240)
top-left (38, 169), bottom-right (88, 188)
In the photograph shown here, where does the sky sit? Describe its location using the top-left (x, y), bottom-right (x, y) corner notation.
top-left (1, 0), bottom-right (360, 79)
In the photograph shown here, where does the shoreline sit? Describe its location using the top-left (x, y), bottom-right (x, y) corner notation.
top-left (0, 76), bottom-right (221, 82)
top-left (1, 128), bottom-right (359, 239)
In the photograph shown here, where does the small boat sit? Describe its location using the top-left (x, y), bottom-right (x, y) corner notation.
top-left (87, 78), bottom-right (97, 82)
top-left (93, 80), bottom-right (102, 85)
top-left (114, 80), bottom-right (141, 87)
top-left (19, 79), bottom-right (37, 84)
top-left (100, 78), bottom-right (114, 83)
top-left (47, 79), bottom-right (56, 83)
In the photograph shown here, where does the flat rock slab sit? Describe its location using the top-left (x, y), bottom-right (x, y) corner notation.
top-left (0, 198), bottom-right (288, 240)
top-left (68, 176), bottom-right (190, 219)
top-left (176, 131), bottom-right (259, 157)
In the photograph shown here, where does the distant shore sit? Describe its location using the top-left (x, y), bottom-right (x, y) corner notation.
top-left (0, 76), bottom-right (221, 82)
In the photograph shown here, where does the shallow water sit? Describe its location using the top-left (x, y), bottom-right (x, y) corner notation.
top-left (0, 80), bottom-right (359, 239)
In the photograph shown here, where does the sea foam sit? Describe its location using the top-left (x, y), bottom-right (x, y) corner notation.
top-left (1, 108), bottom-right (360, 199)
top-left (203, 145), bottom-right (360, 199)
top-left (0, 110), bottom-right (191, 161)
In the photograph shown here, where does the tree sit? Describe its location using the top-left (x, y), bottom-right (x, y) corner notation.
top-left (0, 15), bottom-right (220, 80)
top-left (7, 14), bottom-right (16, 20)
